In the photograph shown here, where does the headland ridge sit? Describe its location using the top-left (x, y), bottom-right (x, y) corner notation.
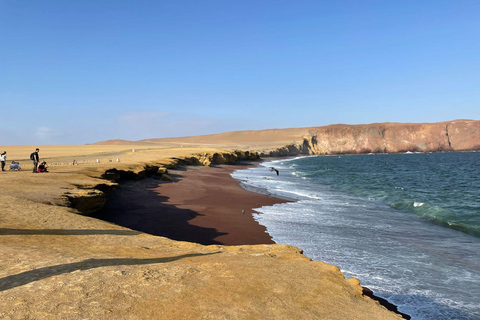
top-left (94, 119), bottom-right (480, 157)
top-left (0, 145), bottom-right (406, 319)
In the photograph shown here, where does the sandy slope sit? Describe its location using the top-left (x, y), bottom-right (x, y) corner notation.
top-left (93, 119), bottom-right (480, 155)
top-left (0, 145), bottom-right (402, 319)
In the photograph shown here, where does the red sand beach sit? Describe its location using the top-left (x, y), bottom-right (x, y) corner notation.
top-left (97, 161), bottom-right (410, 318)
top-left (100, 162), bottom-right (287, 245)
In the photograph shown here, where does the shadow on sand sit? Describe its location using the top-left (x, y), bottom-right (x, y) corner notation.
top-left (0, 228), bottom-right (142, 236)
top-left (0, 252), bottom-right (218, 292)
top-left (94, 175), bottom-right (227, 245)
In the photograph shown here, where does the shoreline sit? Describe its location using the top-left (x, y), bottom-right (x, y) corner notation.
top-left (98, 158), bottom-right (410, 319)
top-left (0, 145), bottom-right (408, 319)
top-left (232, 158), bottom-right (411, 320)
top-left (98, 161), bottom-right (288, 246)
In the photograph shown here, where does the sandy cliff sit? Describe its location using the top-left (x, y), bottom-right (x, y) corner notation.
top-left (0, 146), bottom-right (403, 319)
top-left (95, 120), bottom-right (480, 157)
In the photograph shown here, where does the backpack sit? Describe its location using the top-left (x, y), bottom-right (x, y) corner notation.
top-left (30, 152), bottom-right (35, 160)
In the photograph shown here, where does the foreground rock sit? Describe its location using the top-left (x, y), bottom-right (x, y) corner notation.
top-left (0, 146), bottom-right (402, 319)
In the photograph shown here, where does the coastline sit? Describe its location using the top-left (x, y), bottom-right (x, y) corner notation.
top-left (231, 158), bottom-right (410, 320)
top-left (99, 157), bottom-right (410, 319)
top-left (0, 145), bottom-right (409, 319)
top-left (99, 161), bottom-right (288, 246)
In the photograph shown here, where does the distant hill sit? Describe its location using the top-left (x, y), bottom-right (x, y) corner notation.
top-left (92, 119), bottom-right (480, 155)
top-left (91, 139), bottom-right (159, 146)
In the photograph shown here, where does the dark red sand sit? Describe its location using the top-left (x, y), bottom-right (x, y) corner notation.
top-left (101, 163), bottom-right (287, 245)
top-left (98, 163), bottom-right (410, 319)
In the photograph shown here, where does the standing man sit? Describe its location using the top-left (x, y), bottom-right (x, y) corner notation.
top-left (31, 148), bottom-right (39, 173)
top-left (0, 151), bottom-right (6, 171)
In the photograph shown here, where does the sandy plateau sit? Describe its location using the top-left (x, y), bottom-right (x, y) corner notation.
top-left (0, 143), bottom-right (403, 319)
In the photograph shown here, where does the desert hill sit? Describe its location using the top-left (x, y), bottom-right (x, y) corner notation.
top-left (93, 119), bottom-right (480, 155)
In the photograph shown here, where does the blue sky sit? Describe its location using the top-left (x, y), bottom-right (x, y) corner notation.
top-left (1, 1), bottom-right (479, 144)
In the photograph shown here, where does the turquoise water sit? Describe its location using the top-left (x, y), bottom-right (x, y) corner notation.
top-left (297, 152), bottom-right (480, 237)
top-left (232, 152), bottom-right (480, 320)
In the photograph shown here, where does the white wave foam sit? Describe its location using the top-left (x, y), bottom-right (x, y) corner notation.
top-left (232, 157), bottom-right (480, 320)
top-left (260, 155), bottom-right (319, 166)
top-left (274, 188), bottom-right (320, 200)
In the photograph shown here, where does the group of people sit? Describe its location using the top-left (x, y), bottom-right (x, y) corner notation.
top-left (30, 148), bottom-right (48, 173)
top-left (0, 148), bottom-right (48, 173)
top-left (0, 151), bottom-right (21, 171)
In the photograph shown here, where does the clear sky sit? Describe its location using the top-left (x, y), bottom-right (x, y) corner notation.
top-left (1, 1), bottom-right (479, 144)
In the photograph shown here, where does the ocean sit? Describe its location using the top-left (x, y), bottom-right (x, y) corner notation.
top-left (232, 152), bottom-right (480, 320)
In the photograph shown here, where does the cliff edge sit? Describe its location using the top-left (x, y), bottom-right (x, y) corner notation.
top-left (262, 120), bottom-right (480, 156)
top-left (0, 146), bottom-right (403, 319)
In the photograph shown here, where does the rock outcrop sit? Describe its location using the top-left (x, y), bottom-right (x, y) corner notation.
top-left (260, 132), bottom-right (325, 157)
top-left (262, 120), bottom-right (480, 156)
top-left (65, 150), bottom-right (260, 215)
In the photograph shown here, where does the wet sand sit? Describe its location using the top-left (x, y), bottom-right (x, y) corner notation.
top-left (100, 162), bottom-right (287, 245)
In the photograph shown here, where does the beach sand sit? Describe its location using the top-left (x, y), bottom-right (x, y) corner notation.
top-left (99, 162), bottom-right (285, 245)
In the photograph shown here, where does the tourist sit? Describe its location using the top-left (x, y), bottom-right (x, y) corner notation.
top-left (9, 161), bottom-right (21, 171)
top-left (37, 161), bottom-right (49, 173)
top-left (30, 148), bottom-right (39, 173)
top-left (0, 151), bottom-right (6, 171)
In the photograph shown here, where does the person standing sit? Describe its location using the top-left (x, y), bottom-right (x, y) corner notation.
top-left (0, 151), bottom-right (6, 171)
top-left (30, 148), bottom-right (39, 173)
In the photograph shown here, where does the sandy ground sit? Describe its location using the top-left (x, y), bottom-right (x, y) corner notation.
top-left (1, 144), bottom-right (225, 166)
top-left (0, 145), bottom-right (403, 319)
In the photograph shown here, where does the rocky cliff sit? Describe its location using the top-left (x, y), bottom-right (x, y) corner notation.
top-left (94, 119), bottom-right (479, 157)
top-left (64, 150), bottom-right (260, 215)
top-left (262, 120), bottom-right (480, 156)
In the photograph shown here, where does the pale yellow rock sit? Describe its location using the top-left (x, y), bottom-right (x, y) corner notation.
top-left (0, 145), bottom-right (402, 319)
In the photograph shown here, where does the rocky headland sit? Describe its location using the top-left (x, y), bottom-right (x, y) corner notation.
top-left (97, 119), bottom-right (479, 157)
top-left (0, 145), bottom-right (405, 319)
top-left (264, 119), bottom-right (480, 156)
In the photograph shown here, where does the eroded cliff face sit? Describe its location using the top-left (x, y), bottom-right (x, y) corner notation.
top-left (262, 120), bottom-right (480, 156)
top-left (64, 150), bottom-right (260, 215)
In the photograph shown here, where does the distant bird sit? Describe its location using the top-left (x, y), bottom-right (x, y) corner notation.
top-left (269, 167), bottom-right (279, 176)
top-left (242, 209), bottom-right (245, 215)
